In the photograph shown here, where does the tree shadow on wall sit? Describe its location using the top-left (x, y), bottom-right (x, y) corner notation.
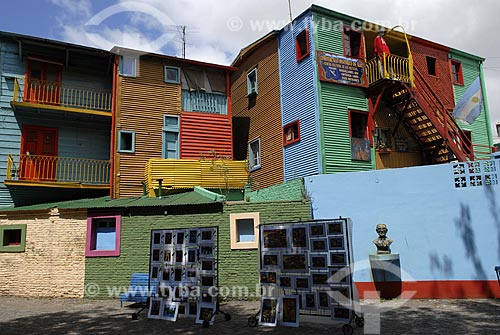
top-left (483, 184), bottom-right (500, 261)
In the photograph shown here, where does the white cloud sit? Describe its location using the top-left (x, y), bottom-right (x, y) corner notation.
top-left (51, 0), bottom-right (92, 17)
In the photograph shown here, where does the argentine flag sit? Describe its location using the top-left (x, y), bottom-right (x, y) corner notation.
top-left (452, 76), bottom-right (483, 124)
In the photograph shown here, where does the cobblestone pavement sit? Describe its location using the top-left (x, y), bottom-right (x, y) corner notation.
top-left (0, 297), bottom-right (499, 334)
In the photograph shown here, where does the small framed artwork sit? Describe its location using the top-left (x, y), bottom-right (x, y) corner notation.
top-left (162, 267), bottom-right (171, 282)
top-left (157, 284), bottom-right (171, 299)
top-left (161, 301), bottom-right (179, 321)
top-left (330, 252), bottom-right (347, 266)
top-left (328, 236), bottom-right (344, 250)
top-left (152, 231), bottom-right (162, 245)
top-left (330, 286), bottom-right (350, 304)
top-left (188, 301), bottom-right (198, 318)
top-left (196, 302), bottom-right (216, 325)
top-left (262, 226), bottom-right (288, 250)
top-left (163, 249), bottom-right (173, 264)
top-left (259, 297), bottom-right (279, 327)
top-left (177, 303), bottom-right (187, 317)
top-left (200, 228), bottom-right (215, 244)
top-left (327, 221), bottom-right (343, 235)
top-left (201, 290), bottom-right (214, 303)
top-left (278, 275), bottom-right (294, 289)
top-left (294, 276), bottom-right (311, 291)
top-left (147, 298), bottom-right (162, 319)
top-left (150, 265), bottom-right (160, 281)
top-left (303, 292), bottom-right (316, 310)
top-left (310, 254), bottom-right (328, 269)
top-left (201, 258), bottom-right (215, 273)
top-left (164, 231), bottom-right (174, 245)
top-left (331, 306), bottom-right (351, 321)
top-left (282, 253), bottom-right (308, 272)
top-left (311, 272), bottom-right (329, 286)
top-left (310, 238), bottom-right (328, 252)
top-left (186, 268), bottom-right (198, 283)
top-left (186, 249), bottom-right (197, 265)
top-left (280, 295), bottom-right (299, 327)
top-left (329, 267), bottom-right (349, 284)
top-left (310, 223), bottom-right (326, 237)
top-left (175, 249), bottom-right (185, 265)
top-left (260, 271), bottom-right (277, 285)
top-left (291, 226), bottom-right (308, 249)
top-left (188, 229), bottom-right (198, 245)
top-left (176, 230), bottom-right (186, 245)
top-left (200, 275), bottom-right (215, 288)
top-left (173, 286), bottom-right (183, 300)
top-left (151, 248), bottom-right (162, 262)
top-left (261, 252), bottom-right (280, 270)
top-left (173, 267), bottom-right (184, 283)
top-left (317, 291), bottom-right (330, 310)
top-left (200, 245), bottom-right (214, 257)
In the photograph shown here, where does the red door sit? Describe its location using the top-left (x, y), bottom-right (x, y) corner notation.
top-left (25, 60), bottom-right (62, 105)
top-left (20, 126), bottom-right (58, 181)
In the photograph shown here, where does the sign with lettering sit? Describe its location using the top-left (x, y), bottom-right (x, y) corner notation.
top-left (317, 51), bottom-right (367, 87)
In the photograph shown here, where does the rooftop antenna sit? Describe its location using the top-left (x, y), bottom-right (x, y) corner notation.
top-left (288, 0), bottom-right (293, 22)
top-left (180, 25), bottom-right (186, 58)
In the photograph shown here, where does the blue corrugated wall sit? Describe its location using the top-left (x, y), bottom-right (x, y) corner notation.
top-left (278, 10), bottom-right (321, 182)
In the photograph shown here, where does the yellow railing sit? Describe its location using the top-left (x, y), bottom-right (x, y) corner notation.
top-left (6, 154), bottom-right (110, 184)
top-left (145, 158), bottom-right (249, 197)
top-left (12, 78), bottom-right (112, 112)
top-left (366, 54), bottom-right (413, 86)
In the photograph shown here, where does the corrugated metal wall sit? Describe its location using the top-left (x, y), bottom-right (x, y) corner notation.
top-left (180, 111), bottom-right (232, 159)
top-left (279, 11), bottom-right (321, 181)
top-left (314, 12), bottom-right (370, 174)
top-left (232, 37), bottom-right (284, 190)
top-left (449, 50), bottom-right (491, 159)
top-left (117, 56), bottom-right (182, 197)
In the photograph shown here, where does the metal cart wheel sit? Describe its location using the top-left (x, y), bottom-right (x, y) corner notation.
top-left (248, 316), bottom-right (258, 327)
top-left (354, 315), bottom-right (365, 327)
top-left (342, 324), bottom-right (354, 335)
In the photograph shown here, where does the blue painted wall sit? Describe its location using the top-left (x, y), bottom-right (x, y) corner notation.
top-left (304, 160), bottom-right (500, 283)
top-left (278, 11), bottom-right (321, 181)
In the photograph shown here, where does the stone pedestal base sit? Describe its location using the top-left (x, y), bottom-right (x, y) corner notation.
top-left (369, 253), bottom-right (401, 299)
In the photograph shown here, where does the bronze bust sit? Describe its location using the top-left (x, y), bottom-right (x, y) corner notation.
top-left (373, 223), bottom-right (393, 254)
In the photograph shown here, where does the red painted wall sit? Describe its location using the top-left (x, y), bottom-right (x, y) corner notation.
top-left (410, 40), bottom-right (455, 110)
top-left (180, 112), bottom-right (233, 159)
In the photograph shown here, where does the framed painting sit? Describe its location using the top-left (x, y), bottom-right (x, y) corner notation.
top-left (328, 236), bottom-right (344, 250)
top-left (188, 229), bottom-right (199, 245)
top-left (259, 297), bottom-right (279, 327)
top-left (260, 271), bottom-right (277, 285)
top-left (161, 301), bottom-right (179, 321)
top-left (262, 226), bottom-right (288, 250)
top-left (303, 292), bottom-right (317, 310)
top-left (310, 254), bottom-right (328, 269)
top-left (261, 252), bottom-right (280, 270)
top-left (282, 253), bottom-right (308, 272)
top-left (291, 226), bottom-right (308, 249)
top-left (196, 302), bottom-right (216, 325)
top-left (317, 290), bottom-right (330, 310)
top-left (327, 221), bottom-right (343, 235)
top-left (310, 238), bottom-right (328, 252)
top-left (200, 228), bottom-right (215, 244)
top-left (280, 295), bottom-right (299, 327)
top-left (278, 275), bottom-right (294, 289)
top-left (309, 223), bottom-right (326, 237)
top-left (330, 252), bottom-right (347, 266)
top-left (147, 298), bottom-right (162, 319)
top-left (294, 276), bottom-right (311, 291)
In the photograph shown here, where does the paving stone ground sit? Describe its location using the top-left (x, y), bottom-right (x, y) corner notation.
top-left (0, 296), bottom-right (499, 334)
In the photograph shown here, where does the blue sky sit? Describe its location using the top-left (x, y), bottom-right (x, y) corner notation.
top-left (1, 0), bottom-right (499, 137)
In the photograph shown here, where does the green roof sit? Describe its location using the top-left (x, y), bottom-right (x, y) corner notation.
top-left (0, 187), bottom-right (224, 213)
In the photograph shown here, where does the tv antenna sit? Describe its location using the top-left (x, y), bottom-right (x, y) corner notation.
top-left (288, 0), bottom-right (293, 22)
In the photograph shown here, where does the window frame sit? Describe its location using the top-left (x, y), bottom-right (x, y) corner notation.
top-left (86, 215), bottom-right (121, 257)
top-left (348, 110), bottom-right (369, 140)
top-left (229, 212), bottom-right (260, 250)
top-left (450, 60), bottom-right (464, 85)
top-left (164, 66), bottom-right (180, 84)
top-left (342, 26), bottom-right (364, 59)
top-left (248, 137), bottom-right (261, 171)
top-left (283, 120), bottom-right (300, 146)
top-left (295, 29), bottom-right (310, 62)
top-left (120, 55), bottom-right (137, 77)
top-left (426, 56), bottom-right (437, 76)
top-left (117, 130), bottom-right (136, 153)
top-left (247, 67), bottom-right (258, 96)
top-left (0, 224), bottom-right (27, 253)
top-left (162, 115), bottom-right (180, 159)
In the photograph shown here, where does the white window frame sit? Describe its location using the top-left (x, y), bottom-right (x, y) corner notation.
top-left (229, 212), bottom-right (260, 250)
top-left (164, 66), bottom-right (180, 84)
top-left (248, 138), bottom-right (261, 171)
top-left (162, 115), bottom-right (180, 159)
top-left (117, 130), bottom-right (135, 153)
top-left (120, 55), bottom-right (137, 77)
top-left (247, 67), bottom-right (258, 96)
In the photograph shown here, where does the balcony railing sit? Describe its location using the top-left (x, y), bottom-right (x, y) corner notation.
top-left (12, 78), bottom-right (112, 113)
top-left (366, 54), bottom-right (414, 86)
top-left (6, 154), bottom-right (110, 185)
top-left (145, 158), bottom-right (248, 197)
top-left (181, 90), bottom-right (227, 115)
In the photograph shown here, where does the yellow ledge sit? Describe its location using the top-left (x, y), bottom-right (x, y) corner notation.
top-left (10, 101), bottom-right (112, 117)
top-left (4, 180), bottom-right (110, 189)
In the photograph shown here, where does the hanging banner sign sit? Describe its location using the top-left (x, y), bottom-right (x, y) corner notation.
top-left (317, 51), bottom-right (367, 87)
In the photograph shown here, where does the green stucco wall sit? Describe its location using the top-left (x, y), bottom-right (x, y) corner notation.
top-left (245, 178), bottom-right (305, 202)
top-left (84, 201), bottom-right (311, 299)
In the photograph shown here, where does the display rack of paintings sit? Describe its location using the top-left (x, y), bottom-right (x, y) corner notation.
top-left (148, 227), bottom-right (230, 327)
top-left (253, 218), bottom-right (362, 333)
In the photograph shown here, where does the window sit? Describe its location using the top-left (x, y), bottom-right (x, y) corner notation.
top-left (295, 29), bottom-right (310, 62)
top-left (230, 212), bottom-right (260, 249)
top-left (118, 130), bottom-right (135, 153)
top-left (283, 121), bottom-right (300, 146)
top-left (120, 55), bottom-right (137, 77)
top-left (426, 56), bottom-right (437, 76)
top-left (247, 67), bottom-right (258, 96)
top-left (248, 138), bottom-right (261, 171)
top-left (162, 115), bottom-right (180, 159)
top-left (349, 110), bottom-right (368, 139)
top-left (374, 128), bottom-right (392, 149)
top-left (164, 66), bottom-right (180, 84)
top-left (343, 27), bottom-right (363, 58)
top-left (86, 215), bottom-right (121, 257)
top-left (451, 60), bottom-right (464, 85)
top-left (0, 224), bottom-right (26, 252)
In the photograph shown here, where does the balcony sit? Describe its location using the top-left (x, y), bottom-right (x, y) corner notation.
top-left (365, 54), bottom-right (414, 86)
top-left (5, 154), bottom-right (110, 188)
top-left (181, 90), bottom-right (227, 115)
top-left (11, 78), bottom-right (112, 116)
top-left (145, 158), bottom-right (248, 197)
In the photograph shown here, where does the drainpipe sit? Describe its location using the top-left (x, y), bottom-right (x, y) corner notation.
top-left (479, 62), bottom-right (494, 149)
top-left (110, 55), bottom-right (118, 198)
